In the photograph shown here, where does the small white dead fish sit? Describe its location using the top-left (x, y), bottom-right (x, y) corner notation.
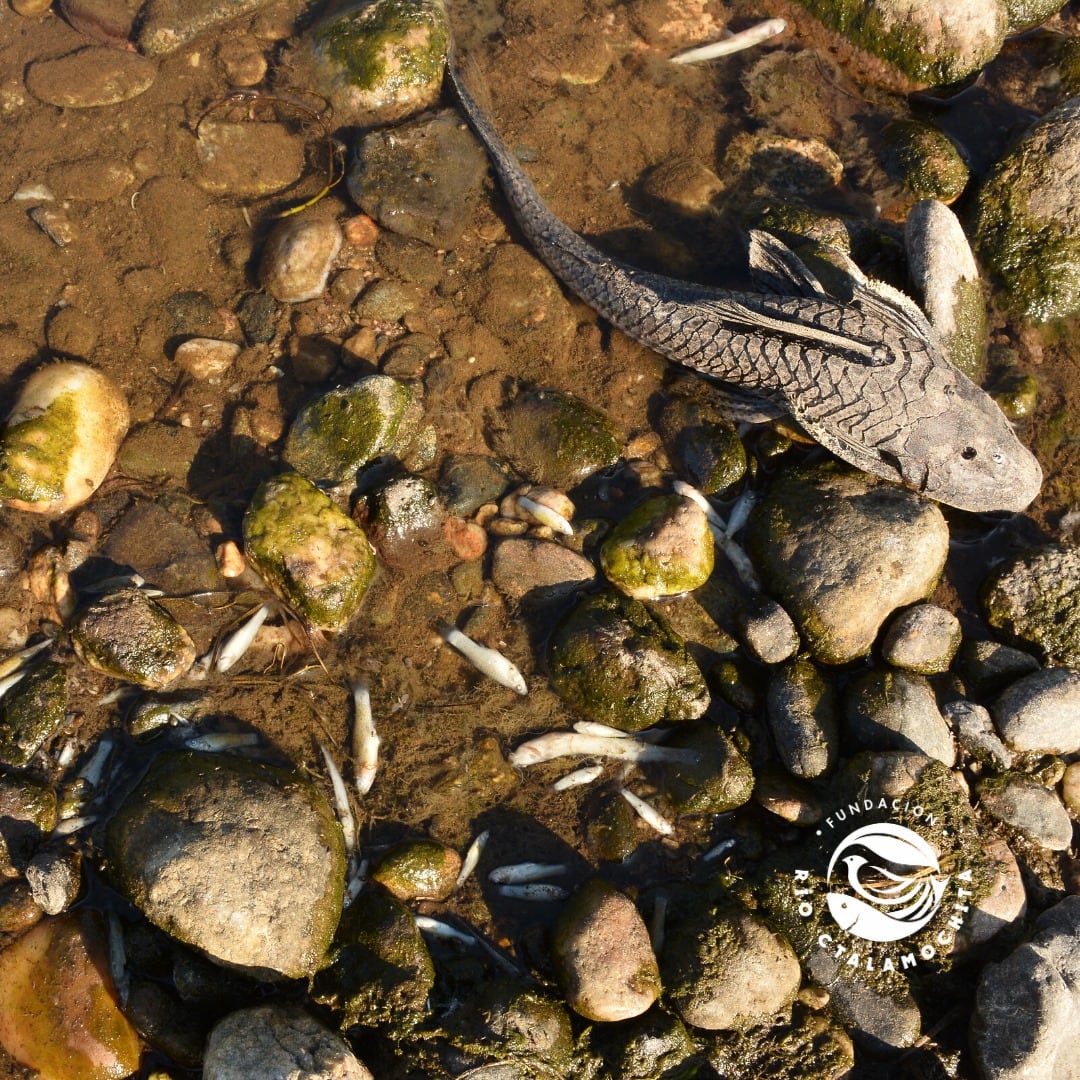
top-left (509, 731), bottom-right (698, 768)
top-left (343, 858), bottom-right (368, 907)
top-left (670, 18), bottom-right (786, 63)
top-left (619, 787), bottom-right (675, 836)
top-left (455, 829), bottom-right (489, 890)
top-left (107, 911), bottom-right (130, 1008)
top-left (515, 493), bottom-right (574, 535)
top-left (0, 669), bottom-right (27, 700)
top-left (438, 621), bottom-right (528, 695)
top-left (214, 602), bottom-right (273, 673)
top-left (552, 764), bottom-right (604, 791)
top-left (572, 720), bottom-right (632, 738)
top-left (77, 735), bottom-right (115, 786)
top-left (672, 481), bottom-right (762, 591)
top-left (489, 862), bottom-right (567, 884)
top-left (0, 639), bottom-right (50, 681)
top-left (52, 814), bottom-right (97, 836)
top-left (702, 837), bottom-right (736, 862)
top-left (498, 883), bottom-right (569, 901)
top-left (350, 676), bottom-right (379, 796)
top-left (415, 915), bottom-right (477, 946)
top-left (184, 732), bottom-right (260, 752)
top-left (320, 743), bottom-right (356, 856)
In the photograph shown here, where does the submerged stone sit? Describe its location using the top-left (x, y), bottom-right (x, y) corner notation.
top-left (0, 661), bottom-right (67, 768)
top-left (663, 723), bottom-right (755, 814)
top-left (370, 838), bottom-right (461, 901)
top-left (70, 587), bottom-right (196, 689)
top-left (283, 374), bottom-right (416, 485)
top-left (243, 471), bottom-right (377, 631)
top-left (548, 589), bottom-right (710, 731)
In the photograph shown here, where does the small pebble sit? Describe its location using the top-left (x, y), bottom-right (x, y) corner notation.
top-left (260, 216), bottom-right (343, 304)
top-left (881, 602), bottom-right (961, 674)
top-left (215, 540), bottom-right (246, 579)
top-left (739, 595), bottom-right (799, 665)
top-left (174, 337), bottom-right (241, 380)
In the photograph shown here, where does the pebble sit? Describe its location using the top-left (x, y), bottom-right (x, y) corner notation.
top-left (259, 215), bottom-right (343, 304)
top-left (204, 1004), bottom-right (373, 1080)
top-left (977, 773), bottom-right (1074, 850)
top-left (195, 120), bottom-right (306, 197)
top-left (12, 0), bottom-right (52, 15)
top-left (551, 879), bottom-right (661, 1022)
top-left (58, 0), bottom-right (142, 45)
top-left (174, 337), bottom-right (241, 380)
top-left (664, 723), bottom-right (755, 814)
top-left (990, 665), bottom-right (1080, 754)
top-left (0, 911), bottom-right (141, 1080)
top-left (489, 537), bottom-right (597, 603)
top-left (106, 750), bottom-right (346, 978)
top-left (952, 837), bottom-right (1027, 951)
top-left (370, 838), bottom-right (462, 902)
top-left (45, 306), bottom-right (100, 358)
top-left (45, 155), bottom-right (134, 202)
top-left (28, 204), bottom-right (78, 247)
top-left (880, 601), bottom-right (961, 674)
top-left (661, 901), bottom-right (801, 1031)
top-left (942, 699), bottom-right (1015, 770)
top-left (971, 896), bottom-right (1080, 1078)
top-left (137, 0), bottom-right (271, 56)
top-left (765, 657), bottom-right (839, 779)
top-left (739, 595), bottom-right (800, 665)
top-left (745, 464), bottom-right (949, 664)
top-left (24, 848), bottom-right (81, 916)
top-left (843, 670), bottom-right (956, 765)
top-left (369, 476), bottom-right (445, 569)
top-left (1064, 761), bottom-right (1080, 815)
top-left (24, 46), bottom-right (156, 107)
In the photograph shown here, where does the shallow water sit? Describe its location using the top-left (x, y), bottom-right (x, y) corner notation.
top-left (1, 0), bottom-right (1079, 1076)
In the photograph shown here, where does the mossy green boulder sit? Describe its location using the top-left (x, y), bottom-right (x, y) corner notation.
top-left (243, 471), bottom-right (377, 631)
top-left (0, 661), bottom-right (67, 768)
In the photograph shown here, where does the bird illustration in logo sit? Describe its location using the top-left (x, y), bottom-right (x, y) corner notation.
top-left (825, 822), bottom-right (949, 943)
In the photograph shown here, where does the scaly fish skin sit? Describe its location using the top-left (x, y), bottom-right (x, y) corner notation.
top-left (445, 54), bottom-right (1042, 514)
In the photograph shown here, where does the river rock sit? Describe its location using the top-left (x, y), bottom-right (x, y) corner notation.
top-left (982, 544), bottom-right (1080, 666)
top-left (943, 699), bottom-right (1015, 769)
top-left (953, 837), bottom-right (1027, 951)
top-left (137, 0), bottom-right (272, 56)
top-left (107, 750), bottom-right (346, 979)
top-left (971, 895), bottom-right (1080, 1079)
top-left (313, 885), bottom-right (434, 1028)
top-left (977, 773), bottom-right (1074, 850)
top-left (738, 595), bottom-right (800, 665)
top-left (370, 838), bottom-right (461, 902)
top-left (882, 126), bottom-right (968, 204)
top-left (205, 1004), bottom-right (373, 1080)
top-left (880, 600), bottom-right (961, 674)
top-left (547, 589), bottom-right (710, 731)
top-left (489, 536), bottom-right (597, 603)
top-left (745, 464), bottom-right (949, 664)
top-left (974, 96), bottom-right (1080, 322)
top-left (661, 900), bottom-right (801, 1031)
top-left (600, 494), bottom-right (714, 600)
top-left (25, 45), bottom-right (156, 106)
top-left (488, 386), bottom-right (622, 490)
top-left (552, 879), bottom-right (661, 1022)
top-left (663, 722), bottom-right (755, 814)
top-left (58, 0), bottom-right (142, 45)
top-left (174, 336), bottom-right (241, 380)
top-left (368, 476), bottom-right (444, 568)
top-left (291, 0), bottom-right (448, 128)
top-left (844, 669), bottom-right (956, 765)
top-left (259, 215), bottom-right (343, 304)
top-left (0, 361), bottom-right (129, 516)
top-left (0, 773), bottom-right (57, 862)
top-left (0, 911), bottom-right (141, 1080)
top-left (990, 666), bottom-right (1080, 754)
top-left (656, 391), bottom-right (747, 496)
top-left (25, 848), bottom-right (81, 916)
top-left (793, 0), bottom-right (1005, 86)
top-left (284, 374), bottom-right (418, 485)
top-left (765, 656), bottom-right (840, 779)
top-left (958, 637), bottom-right (1041, 696)
top-left (195, 119), bottom-right (306, 198)
top-left (243, 471), bottom-right (377, 632)
top-left (70, 586), bottom-right (196, 689)
top-left (0, 660), bottom-right (67, 767)
top-left (905, 199), bottom-right (987, 381)
top-left (348, 109), bottom-right (489, 248)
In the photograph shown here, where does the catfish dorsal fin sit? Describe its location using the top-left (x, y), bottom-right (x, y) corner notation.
top-left (747, 230), bottom-right (828, 299)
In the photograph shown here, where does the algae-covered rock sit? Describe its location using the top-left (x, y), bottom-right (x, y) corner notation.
top-left (0, 362), bottom-right (129, 516)
top-left (370, 837), bottom-right (461, 901)
top-left (905, 199), bottom-right (987, 381)
top-left (974, 96), bottom-right (1080, 322)
top-left (601, 1009), bottom-right (697, 1080)
top-left (107, 750), bottom-right (346, 979)
top-left (283, 374), bottom-right (417, 485)
top-left (880, 600), bottom-right (962, 675)
top-left (765, 656), bottom-right (840, 779)
top-left (70, 587), bottom-right (196, 689)
top-left (348, 109), bottom-right (489, 248)
top-left (745, 463), bottom-right (949, 664)
top-left (548, 589), bottom-right (710, 731)
top-left (313, 884), bottom-right (434, 1029)
top-left (981, 543), bottom-right (1080, 666)
top-left (881, 122), bottom-right (968, 203)
top-left (0, 661), bottom-right (67, 768)
top-left (660, 900), bottom-right (801, 1031)
top-left (656, 392), bottom-right (747, 497)
top-left (552, 879), bottom-right (661, 1022)
top-left (487, 387), bottom-right (622, 490)
top-left (792, 0), bottom-right (1006, 86)
top-left (298, 0), bottom-right (449, 128)
top-left (663, 722), bottom-right (754, 814)
top-left (0, 911), bottom-right (141, 1080)
top-left (243, 471), bottom-right (377, 631)
top-left (600, 494), bottom-right (714, 600)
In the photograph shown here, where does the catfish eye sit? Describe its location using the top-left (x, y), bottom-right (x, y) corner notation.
top-left (961, 447), bottom-right (978, 460)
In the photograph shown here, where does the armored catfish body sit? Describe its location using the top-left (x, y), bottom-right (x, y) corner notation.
top-left (445, 54), bottom-right (1042, 514)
